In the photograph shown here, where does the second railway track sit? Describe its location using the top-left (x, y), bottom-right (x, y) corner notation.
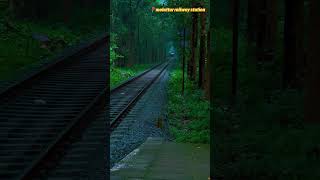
top-left (0, 35), bottom-right (108, 179)
top-left (0, 33), bottom-right (168, 178)
top-left (44, 62), bottom-right (169, 179)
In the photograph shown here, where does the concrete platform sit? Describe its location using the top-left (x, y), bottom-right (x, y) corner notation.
top-left (111, 137), bottom-right (210, 180)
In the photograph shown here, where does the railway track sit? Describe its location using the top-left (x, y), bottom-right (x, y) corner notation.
top-left (0, 35), bottom-right (108, 179)
top-left (43, 63), bottom-right (168, 179)
top-left (34, 62), bottom-right (168, 179)
top-left (110, 62), bottom-right (169, 167)
top-left (0, 30), bottom-right (168, 179)
top-left (110, 62), bottom-right (168, 132)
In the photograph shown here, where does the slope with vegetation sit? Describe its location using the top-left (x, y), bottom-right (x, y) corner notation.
top-left (0, 0), bottom-right (105, 81)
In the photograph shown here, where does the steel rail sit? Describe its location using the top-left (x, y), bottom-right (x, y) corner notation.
top-left (0, 35), bottom-right (108, 180)
top-left (110, 62), bottom-right (168, 131)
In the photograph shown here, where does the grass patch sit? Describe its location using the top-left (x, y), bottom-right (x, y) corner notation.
top-left (167, 68), bottom-right (210, 144)
top-left (110, 64), bottom-right (155, 88)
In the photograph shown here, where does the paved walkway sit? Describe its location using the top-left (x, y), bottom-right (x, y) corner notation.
top-left (111, 137), bottom-right (210, 180)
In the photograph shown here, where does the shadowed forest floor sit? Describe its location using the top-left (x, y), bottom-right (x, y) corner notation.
top-left (212, 28), bottom-right (320, 179)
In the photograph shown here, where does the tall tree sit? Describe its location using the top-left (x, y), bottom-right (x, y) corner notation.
top-left (231, 0), bottom-right (239, 102)
top-left (198, 6), bottom-right (207, 88)
top-left (63, 0), bottom-right (72, 23)
top-left (209, 0), bottom-right (214, 178)
top-left (247, 0), bottom-right (259, 42)
top-left (188, 2), bottom-right (199, 81)
top-left (9, 0), bottom-right (22, 18)
top-left (204, 30), bottom-right (211, 98)
top-left (283, 0), bottom-right (304, 88)
top-left (255, 0), bottom-right (266, 61)
top-left (264, 0), bottom-right (277, 61)
top-left (255, 0), bottom-right (277, 62)
top-left (128, 0), bottom-right (134, 66)
top-left (304, 0), bottom-right (320, 122)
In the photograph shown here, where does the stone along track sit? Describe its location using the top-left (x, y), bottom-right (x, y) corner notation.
top-left (110, 62), bottom-right (169, 167)
top-left (0, 35), bottom-right (108, 179)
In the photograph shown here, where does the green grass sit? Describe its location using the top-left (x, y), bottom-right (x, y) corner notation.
top-left (110, 64), bottom-right (155, 88)
top-left (167, 69), bottom-right (210, 144)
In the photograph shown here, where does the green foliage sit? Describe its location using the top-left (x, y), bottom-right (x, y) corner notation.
top-left (167, 69), bottom-right (210, 144)
top-left (110, 33), bottom-right (123, 65)
top-left (111, 64), bottom-right (155, 88)
top-left (111, 0), bottom-right (174, 66)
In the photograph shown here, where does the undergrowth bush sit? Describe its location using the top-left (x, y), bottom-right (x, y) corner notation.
top-left (168, 69), bottom-right (210, 144)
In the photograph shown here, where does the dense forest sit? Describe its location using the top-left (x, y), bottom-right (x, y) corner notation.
top-left (110, 0), bottom-right (175, 87)
top-left (211, 0), bottom-right (320, 179)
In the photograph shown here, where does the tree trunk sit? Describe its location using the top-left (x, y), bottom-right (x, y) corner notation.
top-left (283, 0), bottom-right (304, 88)
top-left (63, 0), bottom-right (72, 23)
top-left (256, 0), bottom-right (277, 62)
top-left (198, 10), bottom-right (206, 88)
top-left (189, 4), bottom-right (198, 81)
top-left (9, 0), bottom-right (18, 17)
top-left (127, 0), bottom-right (135, 67)
top-left (36, 0), bottom-right (49, 19)
top-left (231, 0), bottom-right (239, 103)
top-left (264, 0), bottom-right (277, 61)
top-left (256, 0), bottom-right (267, 62)
top-left (137, 16), bottom-right (140, 64)
top-left (247, 0), bottom-right (259, 42)
top-left (182, 28), bottom-right (186, 95)
top-left (209, 0), bottom-right (214, 176)
top-left (304, 0), bottom-right (320, 122)
top-left (204, 30), bottom-right (211, 99)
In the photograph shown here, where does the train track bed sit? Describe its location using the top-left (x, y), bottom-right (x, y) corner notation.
top-left (0, 36), bottom-right (107, 179)
top-left (41, 62), bottom-right (169, 179)
top-left (110, 62), bottom-right (171, 167)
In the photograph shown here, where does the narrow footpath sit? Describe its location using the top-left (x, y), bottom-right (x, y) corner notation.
top-left (111, 137), bottom-right (210, 179)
